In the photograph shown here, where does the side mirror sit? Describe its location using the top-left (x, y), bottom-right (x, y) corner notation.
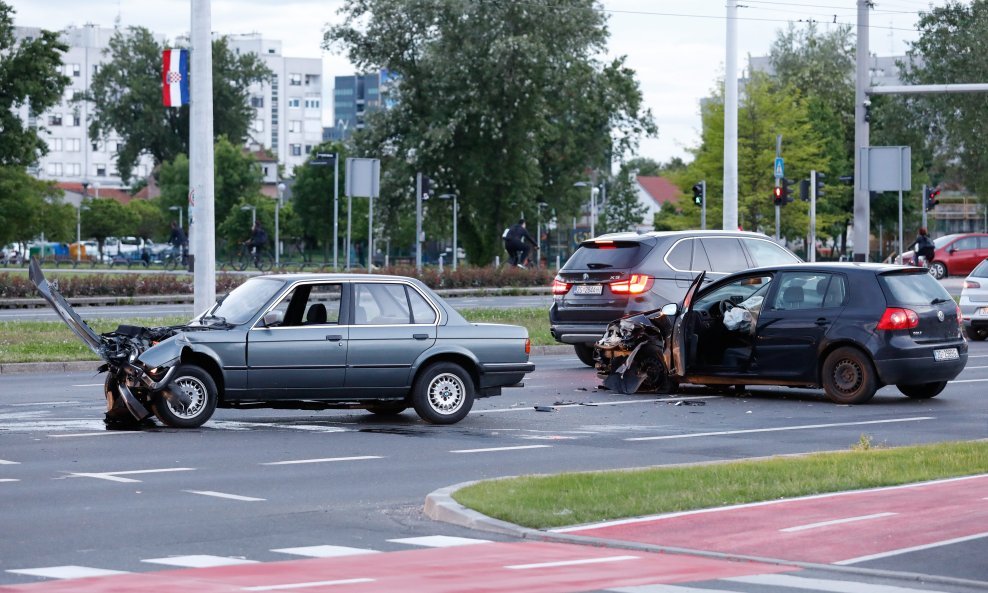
top-left (262, 311), bottom-right (282, 327)
top-left (660, 303), bottom-right (678, 317)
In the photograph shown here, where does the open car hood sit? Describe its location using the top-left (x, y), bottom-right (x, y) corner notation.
top-left (29, 258), bottom-right (104, 357)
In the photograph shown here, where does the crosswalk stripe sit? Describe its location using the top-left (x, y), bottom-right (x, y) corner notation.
top-left (387, 536), bottom-right (491, 547)
top-left (726, 573), bottom-right (952, 592)
top-left (142, 555), bottom-right (258, 568)
top-left (6, 566), bottom-right (129, 579)
top-left (271, 545), bottom-right (380, 558)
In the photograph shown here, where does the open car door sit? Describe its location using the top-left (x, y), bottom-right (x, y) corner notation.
top-left (29, 258), bottom-right (105, 357)
top-left (670, 271), bottom-right (705, 377)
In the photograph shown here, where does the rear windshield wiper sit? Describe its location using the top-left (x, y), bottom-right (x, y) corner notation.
top-left (930, 297), bottom-right (952, 305)
top-left (586, 263), bottom-right (613, 269)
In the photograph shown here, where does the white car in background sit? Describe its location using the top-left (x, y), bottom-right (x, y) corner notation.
top-left (960, 258), bottom-right (988, 341)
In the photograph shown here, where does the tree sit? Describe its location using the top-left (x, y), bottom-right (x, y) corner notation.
top-left (127, 198), bottom-right (166, 243)
top-left (0, 167), bottom-right (65, 247)
top-left (88, 29), bottom-right (271, 182)
top-left (325, 0), bottom-right (656, 265)
top-left (0, 2), bottom-right (70, 167)
top-left (599, 163), bottom-right (649, 234)
top-left (80, 198), bottom-right (138, 259)
top-left (289, 142), bottom-right (349, 260)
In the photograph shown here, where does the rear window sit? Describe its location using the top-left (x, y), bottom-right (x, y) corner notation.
top-left (971, 259), bottom-right (988, 278)
top-left (879, 272), bottom-right (953, 306)
top-left (563, 241), bottom-right (652, 270)
top-left (743, 238), bottom-right (801, 267)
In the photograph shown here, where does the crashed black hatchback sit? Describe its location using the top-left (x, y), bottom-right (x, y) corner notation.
top-left (595, 263), bottom-right (968, 404)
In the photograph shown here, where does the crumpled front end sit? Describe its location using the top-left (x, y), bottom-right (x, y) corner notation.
top-left (594, 309), bottom-right (675, 394)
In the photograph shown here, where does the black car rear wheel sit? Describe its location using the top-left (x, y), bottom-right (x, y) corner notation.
top-left (574, 343), bottom-right (596, 367)
top-left (412, 362), bottom-right (474, 424)
top-left (897, 381), bottom-right (948, 399)
top-left (152, 364), bottom-right (218, 428)
top-left (821, 347), bottom-right (877, 405)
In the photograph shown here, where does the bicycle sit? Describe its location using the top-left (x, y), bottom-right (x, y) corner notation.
top-left (226, 243), bottom-right (273, 272)
top-left (161, 246), bottom-right (186, 272)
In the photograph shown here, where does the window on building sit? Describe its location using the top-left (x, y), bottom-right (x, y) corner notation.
top-left (289, 120), bottom-right (302, 133)
top-left (71, 114), bottom-right (81, 127)
top-left (305, 145), bottom-right (313, 154)
top-left (69, 63), bottom-right (81, 77)
top-left (290, 144), bottom-right (302, 156)
top-left (48, 114), bottom-right (63, 126)
top-left (94, 164), bottom-right (107, 177)
top-left (50, 138), bottom-right (63, 152)
top-left (113, 142), bottom-right (123, 154)
top-left (289, 73), bottom-right (302, 86)
top-left (305, 98), bottom-right (320, 109)
top-left (288, 98), bottom-right (300, 108)
top-left (305, 74), bottom-right (318, 86)
top-left (47, 163), bottom-right (63, 176)
top-left (66, 163), bottom-right (81, 176)
top-left (66, 139), bottom-right (81, 152)
top-left (250, 96), bottom-right (264, 108)
top-left (253, 119), bottom-right (264, 133)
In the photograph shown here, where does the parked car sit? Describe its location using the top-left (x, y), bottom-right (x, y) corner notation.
top-left (594, 263), bottom-right (967, 404)
top-left (901, 232), bottom-right (988, 279)
top-left (30, 261), bottom-right (535, 428)
top-left (960, 258), bottom-right (988, 341)
top-left (550, 230), bottom-right (801, 365)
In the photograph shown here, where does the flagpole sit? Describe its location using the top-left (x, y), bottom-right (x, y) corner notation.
top-left (190, 0), bottom-right (215, 315)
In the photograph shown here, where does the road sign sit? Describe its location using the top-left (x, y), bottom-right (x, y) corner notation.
top-left (774, 157), bottom-right (784, 179)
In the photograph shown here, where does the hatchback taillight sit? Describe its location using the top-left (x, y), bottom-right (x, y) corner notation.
top-left (610, 274), bottom-right (653, 295)
top-left (876, 307), bottom-right (919, 330)
top-left (964, 280), bottom-right (981, 289)
top-left (957, 304), bottom-right (964, 327)
top-left (552, 277), bottom-right (571, 295)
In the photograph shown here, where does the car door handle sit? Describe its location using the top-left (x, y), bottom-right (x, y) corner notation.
top-left (326, 334), bottom-right (343, 341)
top-left (413, 333), bottom-right (429, 340)
top-left (815, 318), bottom-right (830, 326)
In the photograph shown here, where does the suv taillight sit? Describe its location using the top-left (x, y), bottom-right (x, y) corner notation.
top-left (876, 307), bottom-right (919, 330)
top-left (552, 277), bottom-right (571, 295)
top-left (610, 274), bottom-right (653, 295)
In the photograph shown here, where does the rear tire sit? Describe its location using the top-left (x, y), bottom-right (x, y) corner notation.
top-left (897, 381), bottom-right (947, 399)
top-left (929, 261), bottom-right (947, 279)
top-left (574, 343), bottom-right (596, 367)
top-left (152, 364), bottom-right (218, 428)
top-left (821, 347), bottom-right (877, 404)
top-left (965, 326), bottom-right (988, 341)
top-left (412, 362), bottom-right (474, 424)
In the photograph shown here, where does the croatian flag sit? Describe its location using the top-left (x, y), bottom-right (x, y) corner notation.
top-left (162, 49), bottom-right (189, 107)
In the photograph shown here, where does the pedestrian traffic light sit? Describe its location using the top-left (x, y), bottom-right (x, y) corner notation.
top-left (692, 183), bottom-right (703, 206)
top-left (814, 172), bottom-right (826, 198)
top-left (925, 186), bottom-right (940, 211)
top-left (773, 186), bottom-right (784, 206)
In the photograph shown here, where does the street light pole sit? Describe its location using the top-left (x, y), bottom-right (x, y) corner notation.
top-left (439, 194), bottom-right (458, 271)
top-left (574, 181), bottom-right (597, 238)
top-left (276, 182), bottom-right (286, 267)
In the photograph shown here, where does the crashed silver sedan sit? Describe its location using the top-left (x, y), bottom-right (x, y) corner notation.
top-left (31, 260), bottom-right (534, 428)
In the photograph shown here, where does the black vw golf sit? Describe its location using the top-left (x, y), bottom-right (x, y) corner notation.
top-left (595, 263), bottom-right (968, 404)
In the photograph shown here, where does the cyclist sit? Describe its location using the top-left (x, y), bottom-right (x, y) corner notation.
top-left (244, 221), bottom-right (269, 267)
top-left (168, 221), bottom-right (187, 265)
top-left (909, 227), bottom-right (935, 266)
top-left (502, 218), bottom-right (537, 268)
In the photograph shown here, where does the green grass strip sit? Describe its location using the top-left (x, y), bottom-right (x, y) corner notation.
top-left (453, 440), bottom-right (988, 529)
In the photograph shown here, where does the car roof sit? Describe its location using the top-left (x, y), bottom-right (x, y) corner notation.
top-left (741, 262), bottom-right (918, 275)
top-left (250, 273), bottom-right (424, 283)
top-left (588, 230), bottom-right (775, 243)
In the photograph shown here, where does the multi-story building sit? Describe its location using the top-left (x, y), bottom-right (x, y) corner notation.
top-left (226, 34), bottom-right (323, 175)
top-left (325, 71), bottom-right (395, 141)
top-left (15, 24), bottom-right (154, 188)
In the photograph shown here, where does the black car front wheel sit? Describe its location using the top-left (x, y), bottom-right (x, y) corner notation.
top-left (152, 364), bottom-right (218, 428)
top-left (366, 401), bottom-right (408, 416)
top-left (574, 343), bottom-right (596, 367)
top-left (897, 381), bottom-right (948, 399)
top-left (412, 362), bottom-right (474, 424)
top-left (821, 347), bottom-right (878, 405)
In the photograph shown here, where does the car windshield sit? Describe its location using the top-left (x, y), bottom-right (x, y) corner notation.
top-left (879, 271), bottom-right (953, 305)
top-left (205, 277), bottom-right (284, 325)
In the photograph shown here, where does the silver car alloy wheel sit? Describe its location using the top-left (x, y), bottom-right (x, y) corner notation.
top-left (167, 375), bottom-right (208, 420)
top-left (427, 372), bottom-right (465, 416)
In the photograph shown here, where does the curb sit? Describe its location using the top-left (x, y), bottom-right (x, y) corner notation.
top-left (423, 481), bottom-right (988, 590)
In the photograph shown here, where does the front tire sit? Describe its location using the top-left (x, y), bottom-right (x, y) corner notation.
top-left (412, 362), bottom-right (474, 424)
top-left (821, 347), bottom-right (878, 404)
top-left (929, 261), bottom-right (947, 279)
top-left (574, 343), bottom-right (596, 367)
top-left (897, 381), bottom-right (948, 399)
top-left (366, 401), bottom-right (408, 416)
top-left (152, 364), bottom-right (218, 428)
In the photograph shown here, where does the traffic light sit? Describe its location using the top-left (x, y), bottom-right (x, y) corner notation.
top-left (799, 179), bottom-right (810, 202)
top-left (692, 183), bottom-right (703, 206)
top-left (421, 175), bottom-right (432, 200)
top-left (782, 178), bottom-right (794, 204)
top-left (773, 186), bottom-right (784, 206)
top-left (924, 186), bottom-right (940, 211)
top-left (814, 172), bottom-right (825, 198)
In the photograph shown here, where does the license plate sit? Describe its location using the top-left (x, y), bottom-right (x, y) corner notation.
top-left (573, 284), bottom-right (603, 295)
top-left (934, 348), bottom-right (959, 362)
top-left (977, 307), bottom-right (988, 317)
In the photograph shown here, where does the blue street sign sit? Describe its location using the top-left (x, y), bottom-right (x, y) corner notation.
top-left (774, 157), bottom-right (784, 179)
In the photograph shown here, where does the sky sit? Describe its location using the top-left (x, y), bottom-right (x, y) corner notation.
top-left (9, 0), bottom-right (931, 166)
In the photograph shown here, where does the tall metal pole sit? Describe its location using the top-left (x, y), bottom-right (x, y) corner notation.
top-left (415, 173), bottom-right (423, 273)
top-left (723, 0), bottom-right (739, 231)
top-left (333, 154), bottom-right (339, 270)
top-left (897, 146), bottom-right (904, 259)
top-left (775, 135), bottom-right (782, 240)
top-left (452, 195), bottom-right (458, 271)
top-left (589, 185), bottom-right (597, 238)
top-left (76, 206), bottom-right (81, 262)
top-left (700, 180), bottom-right (707, 230)
top-left (810, 171), bottom-right (818, 262)
top-left (921, 183), bottom-right (928, 231)
top-left (853, 0), bottom-right (871, 261)
top-left (346, 193), bottom-right (352, 270)
top-left (368, 194), bottom-right (373, 272)
top-left (190, 0), bottom-right (215, 315)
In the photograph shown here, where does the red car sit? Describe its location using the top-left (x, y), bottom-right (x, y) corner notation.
top-left (902, 233), bottom-right (988, 279)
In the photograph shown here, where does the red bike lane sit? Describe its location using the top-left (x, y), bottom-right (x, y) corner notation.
top-left (556, 474), bottom-right (988, 565)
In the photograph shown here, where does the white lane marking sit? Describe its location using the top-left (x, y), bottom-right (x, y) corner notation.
top-left (208, 421), bottom-right (348, 433)
top-left (271, 545), bottom-right (379, 558)
top-left (143, 555), bottom-right (258, 568)
top-left (6, 566), bottom-right (129, 579)
top-left (553, 474), bottom-right (988, 533)
top-left (625, 417), bottom-right (934, 441)
top-left (388, 535), bottom-right (491, 547)
top-left (479, 396), bottom-right (720, 414)
top-left (728, 573), bottom-right (956, 592)
top-left (450, 445), bottom-right (551, 454)
top-left (963, 365), bottom-right (988, 369)
top-left (50, 432), bottom-right (137, 438)
top-left (0, 479), bottom-right (20, 482)
top-left (0, 459), bottom-right (19, 465)
top-left (261, 455), bottom-right (382, 466)
top-left (69, 468), bottom-right (195, 483)
top-left (506, 555), bottom-right (639, 570)
top-left (835, 531), bottom-right (988, 565)
top-left (948, 378), bottom-right (988, 383)
top-left (780, 512), bottom-right (897, 533)
top-left (184, 490), bottom-right (265, 502)
top-left (9, 401), bottom-right (79, 406)
top-left (243, 578), bottom-right (375, 591)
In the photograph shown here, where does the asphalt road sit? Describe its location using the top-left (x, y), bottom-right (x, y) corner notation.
top-left (1, 343), bottom-right (986, 591)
